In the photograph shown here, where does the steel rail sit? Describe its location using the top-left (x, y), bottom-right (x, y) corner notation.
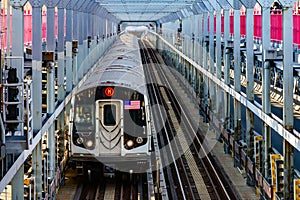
top-left (140, 40), bottom-right (186, 200)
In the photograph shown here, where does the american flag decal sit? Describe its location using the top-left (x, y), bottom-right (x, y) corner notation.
top-left (124, 100), bottom-right (140, 110)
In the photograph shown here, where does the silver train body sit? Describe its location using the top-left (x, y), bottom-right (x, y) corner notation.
top-left (70, 33), bottom-right (151, 166)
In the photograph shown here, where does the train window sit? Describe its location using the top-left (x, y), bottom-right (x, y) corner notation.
top-left (104, 104), bottom-right (116, 126)
top-left (75, 106), bottom-right (94, 128)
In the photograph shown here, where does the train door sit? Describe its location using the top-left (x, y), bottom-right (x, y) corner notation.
top-left (96, 100), bottom-right (123, 156)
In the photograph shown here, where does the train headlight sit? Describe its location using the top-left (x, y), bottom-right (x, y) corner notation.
top-left (126, 140), bottom-right (134, 148)
top-left (85, 140), bottom-right (93, 148)
top-left (76, 137), bottom-right (83, 145)
top-left (136, 137), bottom-right (143, 144)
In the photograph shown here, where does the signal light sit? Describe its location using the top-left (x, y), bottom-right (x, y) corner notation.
top-left (275, 158), bottom-right (284, 196)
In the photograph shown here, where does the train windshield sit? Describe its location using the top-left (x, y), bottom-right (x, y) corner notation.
top-left (74, 105), bottom-right (94, 130)
top-left (103, 104), bottom-right (116, 126)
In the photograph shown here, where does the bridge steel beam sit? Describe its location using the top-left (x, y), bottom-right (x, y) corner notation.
top-left (8, 0), bottom-right (26, 137)
top-left (11, 164), bottom-right (24, 200)
top-left (256, 0), bottom-right (273, 181)
top-left (6, 2), bottom-right (10, 56)
top-left (77, 0), bottom-right (85, 81)
top-left (66, 1), bottom-right (76, 93)
top-left (239, 0), bottom-right (257, 186)
top-left (226, 0), bottom-right (243, 166)
top-left (57, 0), bottom-right (70, 179)
top-left (84, 2), bottom-right (95, 76)
top-left (79, 1), bottom-right (93, 80)
top-left (203, 0), bottom-right (216, 114)
top-left (200, 4), bottom-right (209, 122)
top-left (194, 7), bottom-right (203, 98)
top-left (198, 11), bottom-right (203, 74)
top-left (212, 2), bottom-right (222, 118)
top-left (58, 0), bottom-right (70, 100)
top-left (278, 0), bottom-right (297, 199)
top-left (183, 17), bottom-right (191, 57)
top-left (92, 6), bottom-right (98, 38)
top-left (72, 0), bottom-right (85, 86)
top-left (28, 0), bottom-right (45, 198)
top-left (99, 7), bottom-right (105, 38)
top-left (191, 15), bottom-right (196, 61)
top-left (217, 0), bottom-right (232, 128)
top-left (193, 14), bottom-right (200, 64)
top-left (45, 1), bottom-right (60, 190)
top-left (8, 2), bottom-right (26, 199)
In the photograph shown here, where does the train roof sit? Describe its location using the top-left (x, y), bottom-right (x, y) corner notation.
top-left (77, 33), bottom-right (146, 95)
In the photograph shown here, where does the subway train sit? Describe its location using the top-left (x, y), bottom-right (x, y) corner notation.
top-left (125, 25), bottom-right (149, 38)
top-left (69, 32), bottom-right (151, 173)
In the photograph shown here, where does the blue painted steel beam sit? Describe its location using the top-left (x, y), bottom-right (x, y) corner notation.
top-left (239, 0), bottom-right (257, 186)
top-left (66, 7), bottom-right (73, 93)
top-left (279, 0), bottom-right (296, 198)
top-left (45, 1), bottom-right (59, 186)
top-left (7, 0), bottom-right (26, 197)
top-left (28, 1), bottom-right (44, 197)
top-left (256, 0), bottom-right (272, 180)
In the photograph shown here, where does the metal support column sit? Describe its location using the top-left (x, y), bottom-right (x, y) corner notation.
top-left (191, 15), bottom-right (195, 61)
top-left (279, 1), bottom-right (296, 198)
top-left (218, 0), bottom-right (232, 124)
top-left (77, 11), bottom-right (83, 81)
top-left (9, 1), bottom-right (25, 136)
top-left (73, 9), bottom-right (79, 86)
top-left (11, 164), bottom-right (24, 199)
top-left (182, 18), bottom-right (186, 55)
top-left (75, 0), bottom-right (85, 82)
top-left (202, 12), bottom-right (209, 122)
top-left (65, 7), bottom-right (73, 93)
top-left (6, 2), bottom-right (10, 54)
top-left (240, 0), bottom-right (257, 185)
top-left (245, 6), bottom-right (255, 166)
top-left (223, 8), bottom-right (231, 128)
top-left (73, 48), bottom-right (79, 87)
top-left (256, 0), bottom-right (272, 180)
top-left (57, 0), bottom-right (67, 171)
top-left (204, 0), bottom-right (221, 116)
top-left (30, 2), bottom-right (43, 198)
top-left (262, 6), bottom-right (272, 180)
top-left (46, 2), bottom-right (57, 184)
top-left (32, 142), bottom-right (42, 199)
top-left (199, 13), bottom-right (203, 68)
top-left (46, 6), bottom-right (56, 51)
top-left (187, 18), bottom-right (192, 58)
top-left (233, 7), bottom-right (241, 146)
top-left (215, 10), bottom-right (222, 117)
top-left (46, 59), bottom-right (55, 182)
top-left (194, 15), bottom-right (200, 64)
top-left (57, 1), bottom-right (68, 100)
top-left (209, 10), bottom-right (215, 112)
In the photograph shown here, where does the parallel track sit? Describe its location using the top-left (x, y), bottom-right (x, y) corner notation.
top-left (70, 171), bottom-right (145, 200)
top-left (140, 39), bottom-right (237, 200)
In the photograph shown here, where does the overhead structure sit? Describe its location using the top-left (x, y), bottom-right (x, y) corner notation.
top-left (95, 0), bottom-right (196, 22)
top-left (2, 0), bottom-right (300, 199)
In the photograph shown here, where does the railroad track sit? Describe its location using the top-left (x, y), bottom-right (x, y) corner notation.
top-left (57, 169), bottom-right (147, 200)
top-left (140, 39), bottom-right (238, 200)
top-left (141, 41), bottom-right (185, 200)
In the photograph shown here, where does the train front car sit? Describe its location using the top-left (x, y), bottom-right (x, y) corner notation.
top-left (70, 33), bottom-right (151, 173)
